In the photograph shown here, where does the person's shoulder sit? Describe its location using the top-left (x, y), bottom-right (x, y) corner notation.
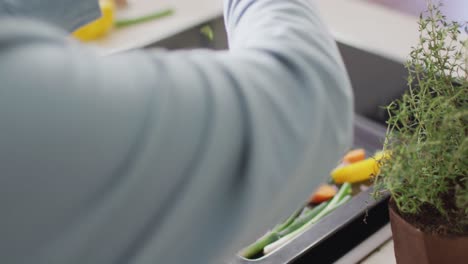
top-left (0, 17), bottom-right (79, 94)
top-left (0, 17), bottom-right (66, 48)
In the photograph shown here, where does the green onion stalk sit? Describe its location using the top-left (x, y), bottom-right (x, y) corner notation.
top-left (115, 8), bottom-right (174, 28)
top-left (239, 183), bottom-right (352, 258)
top-left (264, 183), bottom-right (352, 254)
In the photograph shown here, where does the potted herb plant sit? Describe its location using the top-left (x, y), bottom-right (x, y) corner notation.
top-left (373, 2), bottom-right (467, 264)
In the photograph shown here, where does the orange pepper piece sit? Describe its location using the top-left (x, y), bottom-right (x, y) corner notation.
top-left (309, 184), bottom-right (338, 204)
top-left (343, 148), bottom-right (366, 164)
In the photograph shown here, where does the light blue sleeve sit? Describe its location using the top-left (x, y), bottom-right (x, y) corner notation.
top-left (0, 0), bottom-right (100, 31)
top-left (0, 1), bottom-right (353, 264)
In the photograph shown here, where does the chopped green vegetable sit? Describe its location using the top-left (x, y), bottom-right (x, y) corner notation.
top-left (115, 8), bottom-right (174, 28)
top-left (332, 194), bottom-right (352, 209)
top-left (263, 229), bottom-right (298, 255)
top-left (240, 183), bottom-right (352, 259)
top-left (272, 206), bottom-right (305, 233)
top-left (300, 183), bottom-right (351, 225)
top-left (277, 202), bottom-right (328, 237)
top-left (239, 206), bottom-right (303, 259)
top-left (200, 25), bottom-right (214, 41)
top-left (239, 231), bottom-right (280, 259)
top-left (263, 183), bottom-right (352, 254)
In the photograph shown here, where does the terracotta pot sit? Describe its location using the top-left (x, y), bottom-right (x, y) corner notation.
top-left (389, 205), bottom-right (468, 264)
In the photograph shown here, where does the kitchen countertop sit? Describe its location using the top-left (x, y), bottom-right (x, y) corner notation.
top-left (87, 0), bottom-right (423, 62)
top-left (89, 0), bottom-right (223, 55)
top-left (334, 223), bottom-right (396, 264)
top-left (360, 240), bottom-right (396, 264)
top-left (317, 0), bottom-right (419, 63)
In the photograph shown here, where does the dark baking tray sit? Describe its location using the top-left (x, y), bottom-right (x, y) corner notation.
top-left (232, 115), bottom-right (389, 264)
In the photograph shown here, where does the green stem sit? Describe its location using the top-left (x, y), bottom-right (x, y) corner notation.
top-left (264, 185), bottom-right (352, 255)
top-left (200, 25), bottom-right (214, 41)
top-left (282, 183), bottom-right (352, 238)
top-left (239, 231), bottom-right (280, 259)
top-left (327, 183), bottom-right (352, 208)
top-left (114, 9), bottom-right (174, 28)
top-left (330, 195), bottom-right (352, 210)
top-left (272, 206), bottom-right (305, 233)
top-left (277, 202), bottom-right (328, 237)
top-left (240, 183), bottom-right (352, 259)
top-left (240, 206), bottom-right (303, 259)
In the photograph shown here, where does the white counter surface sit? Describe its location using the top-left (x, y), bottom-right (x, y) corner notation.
top-left (87, 0), bottom-right (424, 62)
top-left (90, 0), bottom-right (223, 55)
top-left (318, 0), bottom-right (419, 63)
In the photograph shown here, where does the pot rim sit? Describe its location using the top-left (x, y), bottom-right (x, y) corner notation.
top-left (388, 201), bottom-right (468, 240)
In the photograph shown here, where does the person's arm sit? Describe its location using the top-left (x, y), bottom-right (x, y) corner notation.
top-left (0, 0), bottom-right (353, 263)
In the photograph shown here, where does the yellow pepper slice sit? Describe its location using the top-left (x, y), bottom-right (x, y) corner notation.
top-left (332, 151), bottom-right (389, 184)
top-left (73, 0), bottom-right (115, 41)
